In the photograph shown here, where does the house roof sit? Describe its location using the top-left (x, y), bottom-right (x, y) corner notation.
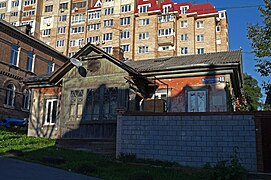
top-left (0, 19), bottom-right (68, 61)
top-left (125, 50), bottom-right (242, 72)
top-left (25, 43), bottom-right (154, 86)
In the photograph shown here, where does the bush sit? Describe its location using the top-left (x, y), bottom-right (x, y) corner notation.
top-left (128, 171), bottom-right (153, 180)
top-left (73, 162), bottom-right (97, 174)
top-left (208, 147), bottom-right (247, 180)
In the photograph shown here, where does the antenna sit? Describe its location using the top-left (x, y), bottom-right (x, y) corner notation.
top-left (70, 58), bottom-right (82, 68)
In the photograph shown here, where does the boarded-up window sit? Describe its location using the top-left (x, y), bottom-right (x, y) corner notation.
top-left (69, 90), bottom-right (84, 121)
top-left (188, 91), bottom-right (207, 112)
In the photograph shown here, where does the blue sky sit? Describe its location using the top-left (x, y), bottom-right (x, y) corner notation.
top-left (176, 0), bottom-right (267, 101)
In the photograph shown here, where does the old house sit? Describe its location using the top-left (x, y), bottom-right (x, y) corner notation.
top-left (24, 44), bottom-right (155, 152)
top-left (0, 19), bottom-right (68, 119)
top-left (125, 50), bottom-right (243, 112)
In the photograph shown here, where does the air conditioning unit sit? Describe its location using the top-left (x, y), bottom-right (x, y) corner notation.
top-left (47, 23), bottom-right (51, 26)
top-left (60, 8), bottom-right (65, 13)
top-left (102, 41), bottom-right (105, 44)
top-left (216, 17), bottom-right (221, 22)
top-left (95, 41), bottom-right (100, 46)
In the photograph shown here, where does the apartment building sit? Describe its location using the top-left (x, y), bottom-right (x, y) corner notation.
top-left (0, 0), bottom-right (228, 60)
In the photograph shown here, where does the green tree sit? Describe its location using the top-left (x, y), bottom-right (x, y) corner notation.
top-left (243, 73), bottom-right (262, 111)
top-left (247, 0), bottom-right (271, 93)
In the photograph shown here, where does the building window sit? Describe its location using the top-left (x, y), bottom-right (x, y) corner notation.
top-left (104, 7), bottom-right (114, 15)
top-left (158, 15), bottom-right (174, 23)
top-left (0, 2), bottom-right (6, 8)
top-left (197, 48), bottom-right (204, 54)
top-left (47, 61), bottom-right (54, 73)
top-left (103, 46), bottom-right (112, 54)
top-left (22, 89), bottom-right (31, 110)
top-left (102, 33), bottom-right (112, 41)
top-left (72, 1), bottom-right (86, 9)
top-left (196, 34), bottom-right (204, 42)
top-left (104, 19), bottom-right (113, 27)
top-left (59, 15), bottom-right (67, 22)
top-left (138, 5), bottom-right (149, 13)
top-left (180, 34), bottom-right (188, 41)
top-left (10, 44), bottom-right (19, 66)
top-left (42, 29), bottom-right (51, 36)
top-left (83, 87), bottom-right (119, 121)
top-left (68, 52), bottom-right (76, 57)
top-left (5, 84), bottom-right (16, 107)
top-left (11, 11), bottom-right (18, 16)
top-left (120, 30), bottom-right (130, 39)
top-left (163, 5), bottom-right (171, 14)
top-left (59, 2), bottom-right (68, 10)
top-left (88, 23), bottom-right (101, 31)
top-left (43, 16), bottom-right (52, 25)
top-left (70, 39), bottom-right (84, 47)
top-left (57, 27), bottom-right (66, 34)
top-left (187, 90), bottom-right (207, 112)
top-left (196, 21), bottom-right (204, 28)
top-left (72, 13), bottom-right (85, 23)
top-left (69, 90), bottom-right (83, 121)
top-left (71, 26), bottom-right (84, 34)
top-left (45, 5), bottom-right (53, 12)
top-left (158, 28), bottom-right (173, 37)
top-left (44, 99), bottom-right (58, 125)
top-left (86, 36), bottom-right (100, 43)
top-left (216, 38), bottom-right (221, 45)
top-left (121, 44), bottom-right (130, 52)
top-left (88, 10), bottom-right (101, 20)
top-left (11, 0), bottom-right (19, 7)
top-left (138, 46), bottom-right (149, 53)
top-left (219, 11), bottom-right (226, 19)
top-left (24, 0), bottom-right (36, 6)
top-left (139, 18), bottom-right (149, 26)
top-left (56, 39), bottom-right (65, 47)
top-left (23, 10), bottom-right (35, 17)
top-left (180, 6), bottom-right (189, 14)
top-left (121, 4), bottom-right (131, 13)
top-left (180, 20), bottom-right (188, 28)
top-left (180, 47), bottom-right (188, 55)
top-left (105, 0), bottom-right (113, 2)
top-left (216, 25), bottom-right (221, 32)
top-left (139, 32), bottom-right (149, 40)
top-left (26, 51), bottom-right (34, 72)
top-left (0, 13), bottom-right (5, 19)
top-left (120, 17), bottom-right (130, 26)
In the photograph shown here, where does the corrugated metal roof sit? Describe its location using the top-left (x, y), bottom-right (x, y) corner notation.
top-left (125, 50), bottom-right (242, 72)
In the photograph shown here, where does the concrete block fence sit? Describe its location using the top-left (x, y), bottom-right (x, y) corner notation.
top-left (116, 112), bottom-right (257, 171)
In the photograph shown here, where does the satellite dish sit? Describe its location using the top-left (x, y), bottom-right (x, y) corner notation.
top-left (70, 58), bottom-right (82, 68)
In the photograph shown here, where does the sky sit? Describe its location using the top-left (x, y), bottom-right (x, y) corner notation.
top-left (176, 0), bottom-right (267, 101)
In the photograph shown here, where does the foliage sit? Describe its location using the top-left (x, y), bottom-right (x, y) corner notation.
top-left (242, 73), bottom-right (262, 111)
top-left (247, 0), bottom-right (271, 93)
top-left (206, 147), bottom-right (247, 180)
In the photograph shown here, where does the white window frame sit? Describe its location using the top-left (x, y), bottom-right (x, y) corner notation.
top-left (180, 6), bottom-right (189, 14)
top-left (180, 47), bottom-right (188, 55)
top-left (138, 32), bottom-right (149, 40)
top-left (120, 30), bottom-right (130, 39)
top-left (104, 7), bottom-right (114, 15)
top-left (180, 20), bottom-right (188, 28)
top-left (44, 99), bottom-right (58, 125)
top-left (188, 90), bottom-right (207, 112)
top-left (139, 18), bottom-right (149, 26)
top-left (138, 46), bottom-right (149, 53)
top-left (5, 84), bottom-right (16, 107)
top-left (158, 28), bottom-right (173, 37)
top-left (56, 39), bottom-right (65, 47)
top-left (104, 19), bottom-right (113, 27)
top-left (196, 21), bottom-right (204, 28)
top-left (120, 44), bottom-right (130, 52)
top-left (180, 34), bottom-right (188, 41)
top-left (121, 4), bottom-right (131, 13)
top-left (42, 29), bottom-right (51, 36)
top-left (138, 4), bottom-right (149, 13)
top-left (26, 51), bottom-right (35, 72)
top-left (102, 46), bottom-right (112, 54)
top-left (197, 48), bottom-right (204, 54)
top-left (88, 10), bottom-right (101, 20)
top-left (120, 17), bottom-right (130, 26)
top-left (196, 34), bottom-right (204, 42)
top-left (102, 33), bottom-right (113, 41)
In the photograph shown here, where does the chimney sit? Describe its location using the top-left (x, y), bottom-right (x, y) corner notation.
top-left (112, 47), bottom-right (124, 61)
top-left (16, 24), bottom-right (32, 36)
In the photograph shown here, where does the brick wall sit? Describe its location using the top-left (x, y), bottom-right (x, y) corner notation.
top-left (117, 112), bottom-right (257, 171)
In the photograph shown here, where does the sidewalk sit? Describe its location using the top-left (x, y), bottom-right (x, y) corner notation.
top-left (0, 157), bottom-right (102, 180)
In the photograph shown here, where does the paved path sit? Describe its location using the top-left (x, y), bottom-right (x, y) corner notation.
top-left (0, 157), bottom-right (102, 180)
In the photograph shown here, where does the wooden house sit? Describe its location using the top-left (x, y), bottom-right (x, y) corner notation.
top-left (24, 44), bottom-right (156, 153)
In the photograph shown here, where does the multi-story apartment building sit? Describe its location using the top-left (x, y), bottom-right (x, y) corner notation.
top-left (0, 0), bottom-right (228, 61)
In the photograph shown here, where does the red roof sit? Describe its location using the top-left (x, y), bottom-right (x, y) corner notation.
top-left (135, 0), bottom-right (218, 15)
top-left (187, 3), bottom-right (218, 15)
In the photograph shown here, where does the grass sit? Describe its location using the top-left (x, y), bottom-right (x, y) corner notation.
top-left (0, 127), bottom-right (210, 180)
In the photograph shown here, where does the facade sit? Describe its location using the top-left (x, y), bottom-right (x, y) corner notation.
top-left (0, 0), bottom-right (228, 60)
top-left (125, 50), bottom-right (243, 112)
top-left (24, 44), bottom-right (155, 143)
top-left (0, 19), bottom-right (68, 119)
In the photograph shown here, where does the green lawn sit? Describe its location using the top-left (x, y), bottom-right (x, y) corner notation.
top-left (0, 127), bottom-right (237, 180)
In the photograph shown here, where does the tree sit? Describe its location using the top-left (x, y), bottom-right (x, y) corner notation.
top-left (242, 73), bottom-right (262, 111)
top-left (247, 0), bottom-right (271, 93)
